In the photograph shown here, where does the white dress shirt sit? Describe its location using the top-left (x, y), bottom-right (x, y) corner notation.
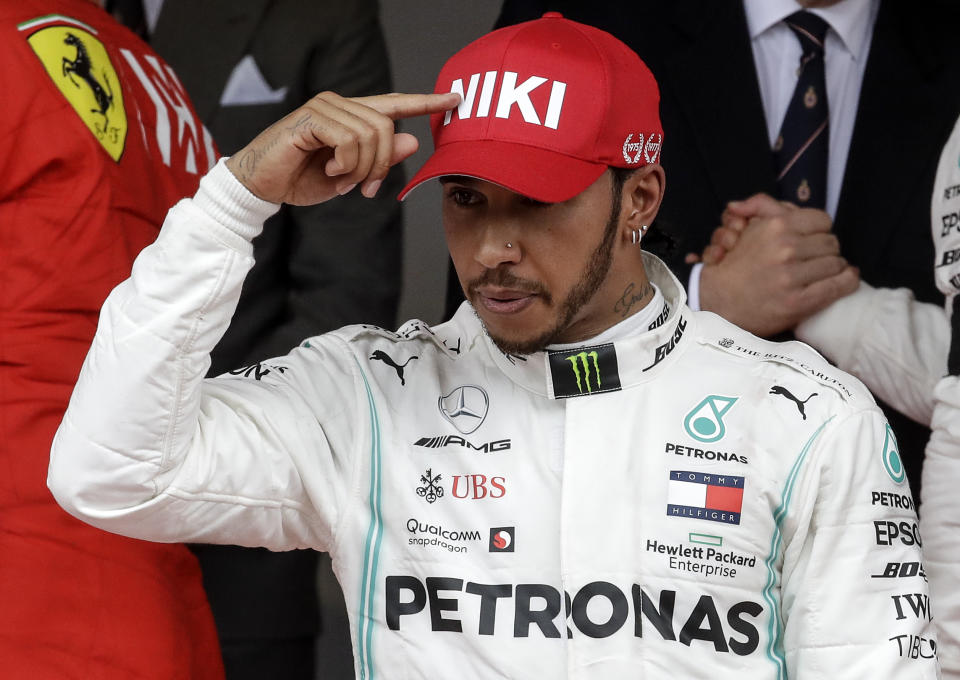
top-left (688, 0), bottom-right (879, 310)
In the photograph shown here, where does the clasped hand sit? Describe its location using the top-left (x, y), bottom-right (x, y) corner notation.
top-left (693, 194), bottom-right (859, 337)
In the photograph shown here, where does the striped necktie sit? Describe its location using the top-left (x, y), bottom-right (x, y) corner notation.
top-left (773, 11), bottom-right (830, 209)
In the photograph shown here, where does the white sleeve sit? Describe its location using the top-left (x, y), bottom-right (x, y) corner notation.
top-left (782, 409), bottom-right (937, 678)
top-left (48, 160), bottom-right (364, 551)
top-left (794, 283), bottom-right (947, 426)
top-left (922, 375), bottom-right (960, 678)
top-left (920, 112), bottom-right (960, 680)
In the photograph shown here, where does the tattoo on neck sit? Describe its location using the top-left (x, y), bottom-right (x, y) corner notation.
top-left (613, 281), bottom-right (654, 318)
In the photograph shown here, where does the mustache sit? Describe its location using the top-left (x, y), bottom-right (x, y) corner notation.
top-left (467, 268), bottom-right (552, 303)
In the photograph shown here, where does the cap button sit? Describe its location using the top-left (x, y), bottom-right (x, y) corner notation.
top-left (542, 11), bottom-right (563, 18)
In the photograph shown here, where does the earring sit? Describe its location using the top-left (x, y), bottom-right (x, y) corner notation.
top-left (630, 229), bottom-right (640, 244)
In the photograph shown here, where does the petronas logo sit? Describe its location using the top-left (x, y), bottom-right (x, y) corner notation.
top-left (684, 395), bottom-right (738, 443)
top-left (567, 351), bottom-right (601, 394)
top-left (882, 424), bottom-right (905, 485)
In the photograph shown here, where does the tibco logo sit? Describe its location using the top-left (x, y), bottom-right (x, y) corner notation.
top-left (489, 527), bottom-right (515, 552)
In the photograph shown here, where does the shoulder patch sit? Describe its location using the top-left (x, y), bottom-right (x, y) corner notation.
top-left (333, 320), bottom-right (461, 357)
top-left (695, 313), bottom-right (868, 403)
top-left (22, 18), bottom-right (127, 161)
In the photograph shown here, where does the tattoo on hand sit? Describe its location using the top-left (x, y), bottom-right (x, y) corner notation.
top-left (614, 281), bottom-right (654, 318)
top-left (286, 113), bottom-right (311, 132)
top-left (236, 149), bottom-right (260, 180)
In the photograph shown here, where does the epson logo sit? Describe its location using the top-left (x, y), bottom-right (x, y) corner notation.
top-left (443, 71), bottom-right (567, 129)
top-left (414, 436), bottom-right (511, 453)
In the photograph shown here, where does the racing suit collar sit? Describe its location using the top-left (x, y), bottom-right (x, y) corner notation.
top-left (479, 252), bottom-right (694, 399)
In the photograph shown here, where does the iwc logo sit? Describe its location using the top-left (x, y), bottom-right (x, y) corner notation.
top-left (439, 385), bottom-right (489, 434)
top-left (21, 16), bottom-right (128, 160)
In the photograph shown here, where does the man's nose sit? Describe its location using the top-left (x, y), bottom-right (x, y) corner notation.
top-left (474, 224), bottom-right (521, 270)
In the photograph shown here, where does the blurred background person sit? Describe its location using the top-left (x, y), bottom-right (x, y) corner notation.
top-left (0, 0), bottom-right (222, 677)
top-left (144, 1), bottom-right (402, 677)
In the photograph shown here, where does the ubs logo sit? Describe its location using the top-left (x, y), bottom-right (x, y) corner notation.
top-left (439, 385), bottom-right (489, 434)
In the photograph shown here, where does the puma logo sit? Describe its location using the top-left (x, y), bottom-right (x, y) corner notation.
top-left (370, 350), bottom-right (418, 385)
top-left (769, 386), bottom-right (818, 420)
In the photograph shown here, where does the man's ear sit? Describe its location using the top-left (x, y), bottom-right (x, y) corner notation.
top-left (623, 164), bottom-right (665, 228)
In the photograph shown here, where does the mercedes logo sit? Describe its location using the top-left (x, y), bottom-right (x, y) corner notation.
top-left (438, 385), bottom-right (489, 434)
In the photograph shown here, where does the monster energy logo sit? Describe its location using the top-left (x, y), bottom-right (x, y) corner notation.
top-left (548, 343), bottom-right (621, 399)
top-left (567, 351), bottom-right (602, 393)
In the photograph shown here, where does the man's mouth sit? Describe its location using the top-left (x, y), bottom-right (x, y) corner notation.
top-left (474, 286), bottom-right (538, 314)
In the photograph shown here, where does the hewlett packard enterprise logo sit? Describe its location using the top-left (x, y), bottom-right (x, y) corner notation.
top-left (547, 343), bottom-right (621, 399)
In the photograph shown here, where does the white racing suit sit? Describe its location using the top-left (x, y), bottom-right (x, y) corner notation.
top-left (918, 115), bottom-right (960, 679)
top-left (49, 161), bottom-right (937, 679)
top-left (789, 112), bottom-right (960, 678)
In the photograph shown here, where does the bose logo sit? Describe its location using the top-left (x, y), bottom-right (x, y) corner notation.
top-left (444, 71), bottom-right (567, 129)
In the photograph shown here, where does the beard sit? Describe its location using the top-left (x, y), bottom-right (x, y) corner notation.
top-left (467, 204), bottom-right (621, 356)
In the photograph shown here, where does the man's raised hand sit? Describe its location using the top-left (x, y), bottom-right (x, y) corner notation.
top-left (225, 91), bottom-right (461, 205)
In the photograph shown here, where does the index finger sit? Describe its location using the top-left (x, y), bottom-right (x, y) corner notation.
top-left (353, 92), bottom-right (462, 120)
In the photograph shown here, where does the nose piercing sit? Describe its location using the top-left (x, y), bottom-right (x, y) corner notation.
top-left (506, 242), bottom-right (513, 248)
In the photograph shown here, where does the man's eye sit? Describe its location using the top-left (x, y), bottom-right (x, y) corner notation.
top-left (449, 188), bottom-right (481, 206)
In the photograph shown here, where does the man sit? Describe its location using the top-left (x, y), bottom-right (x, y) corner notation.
top-left (48, 15), bottom-right (935, 678)
top-left (0, 0), bottom-right (222, 676)
top-left (490, 0), bottom-right (960, 496)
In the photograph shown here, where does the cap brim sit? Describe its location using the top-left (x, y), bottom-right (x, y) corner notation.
top-left (397, 139), bottom-right (608, 203)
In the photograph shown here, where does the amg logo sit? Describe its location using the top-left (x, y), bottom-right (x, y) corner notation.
top-left (414, 436), bottom-right (511, 453)
top-left (443, 70), bottom-right (567, 129)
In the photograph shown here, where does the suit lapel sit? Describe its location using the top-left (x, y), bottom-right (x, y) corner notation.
top-left (835, 0), bottom-right (951, 271)
top-left (150, 0), bottom-right (272, 121)
top-left (659, 1), bottom-right (777, 205)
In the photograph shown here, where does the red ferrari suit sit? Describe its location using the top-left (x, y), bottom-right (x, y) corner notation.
top-left (0, 1), bottom-right (222, 677)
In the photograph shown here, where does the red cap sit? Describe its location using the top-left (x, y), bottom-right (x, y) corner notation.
top-left (398, 12), bottom-right (663, 202)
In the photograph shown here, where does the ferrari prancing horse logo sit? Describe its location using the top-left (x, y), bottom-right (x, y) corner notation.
top-left (24, 20), bottom-right (128, 161)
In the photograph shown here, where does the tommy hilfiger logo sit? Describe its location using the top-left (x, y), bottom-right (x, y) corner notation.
top-left (548, 343), bottom-right (621, 399)
top-left (667, 470), bottom-right (745, 525)
top-left (443, 71), bottom-right (567, 129)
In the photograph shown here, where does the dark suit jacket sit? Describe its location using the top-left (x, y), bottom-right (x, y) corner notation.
top-left (151, 1), bottom-right (397, 666)
top-left (490, 0), bottom-right (960, 494)
top-left (153, 0), bottom-right (402, 375)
